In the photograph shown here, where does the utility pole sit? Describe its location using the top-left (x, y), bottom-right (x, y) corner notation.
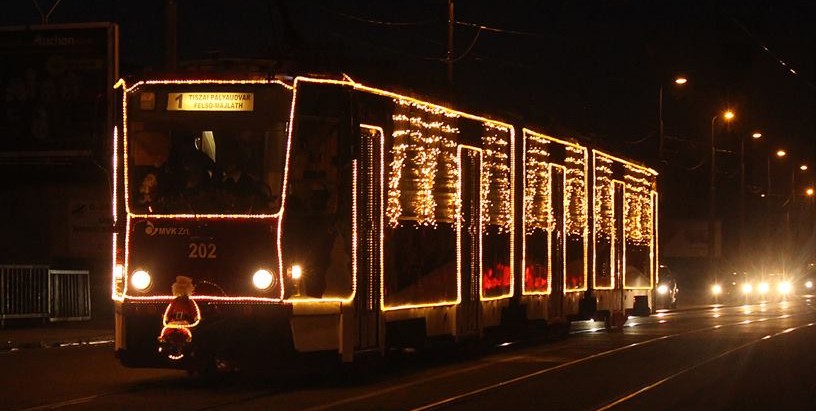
top-left (739, 136), bottom-right (746, 270)
top-left (658, 86), bottom-right (664, 161)
top-left (708, 115), bottom-right (717, 282)
top-left (447, 0), bottom-right (454, 89)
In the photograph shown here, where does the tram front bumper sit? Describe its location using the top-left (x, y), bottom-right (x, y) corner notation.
top-left (116, 301), bottom-right (293, 370)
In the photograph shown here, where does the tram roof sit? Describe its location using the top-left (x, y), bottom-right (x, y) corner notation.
top-left (119, 73), bottom-right (657, 175)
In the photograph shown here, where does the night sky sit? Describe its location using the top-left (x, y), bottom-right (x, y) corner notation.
top-left (3, 1), bottom-right (816, 218)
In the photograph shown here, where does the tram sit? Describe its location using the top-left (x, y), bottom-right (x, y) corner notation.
top-left (111, 74), bottom-right (658, 371)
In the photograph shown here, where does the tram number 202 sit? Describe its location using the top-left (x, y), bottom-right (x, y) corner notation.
top-left (188, 243), bottom-right (217, 259)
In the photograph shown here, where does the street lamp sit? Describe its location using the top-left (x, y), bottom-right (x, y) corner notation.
top-left (740, 131), bottom-right (763, 268)
top-left (784, 162), bottom-right (810, 279)
top-left (709, 109), bottom-right (736, 281)
top-left (766, 149), bottom-right (788, 202)
top-left (659, 76), bottom-right (689, 161)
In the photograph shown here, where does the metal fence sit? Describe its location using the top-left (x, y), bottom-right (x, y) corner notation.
top-left (49, 270), bottom-right (92, 321)
top-left (0, 265), bottom-right (91, 326)
top-left (0, 265), bottom-right (50, 325)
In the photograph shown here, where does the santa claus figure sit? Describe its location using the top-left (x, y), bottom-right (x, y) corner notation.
top-left (158, 276), bottom-right (201, 360)
top-left (163, 276), bottom-right (200, 327)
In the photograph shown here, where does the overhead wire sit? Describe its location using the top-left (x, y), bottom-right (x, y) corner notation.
top-left (324, 8), bottom-right (489, 65)
top-left (723, 9), bottom-right (816, 93)
top-left (327, 32), bottom-right (443, 62)
top-left (321, 6), bottom-right (439, 27)
top-left (320, 6), bottom-right (559, 71)
top-left (449, 27), bottom-right (482, 63)
top-left (455, 20), bottom-right (550, 39)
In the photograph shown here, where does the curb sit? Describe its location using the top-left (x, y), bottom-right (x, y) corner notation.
top-left (2, 334), bottom-right (115, 353)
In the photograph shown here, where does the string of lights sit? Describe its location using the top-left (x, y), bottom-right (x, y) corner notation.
top-left (481, 123), bottom-right (512, 234)
top-left (388, 98), bottom-right (461, 227)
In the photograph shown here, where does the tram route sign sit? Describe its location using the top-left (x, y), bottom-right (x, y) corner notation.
top-left (167, 92), bottom-right (255, 112)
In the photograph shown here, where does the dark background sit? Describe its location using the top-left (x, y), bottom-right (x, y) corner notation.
top-left (2, 0), bottom-right (815, 293)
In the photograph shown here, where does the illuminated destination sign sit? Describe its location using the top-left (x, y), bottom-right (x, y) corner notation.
top-left (167, 92), bottom-right (254, 112)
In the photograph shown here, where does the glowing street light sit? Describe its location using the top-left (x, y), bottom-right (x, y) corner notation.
top-left (710, 109), bottom-right (736, 280)
top-left (777, 150), bottom-right (787, 158)
top-left (659, 75), bottom-right (689, 160)
top-left (800, 165), bottom-right (808, 171)
top-left (806, 188), bottom-right (814, 196)
top-left (752, 132), bottom-right (763, 139)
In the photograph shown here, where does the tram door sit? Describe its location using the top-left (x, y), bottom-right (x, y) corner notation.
top-left (356, 126), bottom-right (383, 350)
top-left (457, 148), bottom-right (481, 337)
top-left (613, 181), bottom-right (625, 311)
top-left (549, 166), bottom-right (566, 319)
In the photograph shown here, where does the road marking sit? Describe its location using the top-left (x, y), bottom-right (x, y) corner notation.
top-left (17, 394), bottom-right (100, 411)
top-left (594, 322), bottom-right (816, 411)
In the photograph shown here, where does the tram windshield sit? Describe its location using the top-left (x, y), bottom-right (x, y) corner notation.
top-left (125, 83), bottom-right (291, 215)
top-left (128, 125), bottom-right (287, 215)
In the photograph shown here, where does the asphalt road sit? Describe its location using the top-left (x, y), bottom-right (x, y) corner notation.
top-left (2, 298), bottom-right (815, 411)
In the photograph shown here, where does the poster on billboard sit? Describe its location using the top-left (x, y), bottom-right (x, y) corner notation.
top-left (0, 23), bottom-right (118, 155)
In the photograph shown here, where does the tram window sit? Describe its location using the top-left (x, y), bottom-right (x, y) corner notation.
top-left (129, 124), bottom-right (286, 215)
top-left (284, 112), bottom-right (354, 299)
top-left (288, 119), bottom-right (340, 215)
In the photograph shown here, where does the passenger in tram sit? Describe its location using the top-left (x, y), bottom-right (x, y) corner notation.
top-left (218, 155), bottom-right (270, 213)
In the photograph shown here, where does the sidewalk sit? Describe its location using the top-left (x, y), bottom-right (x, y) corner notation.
top-left (0, 316), bottom-right (114, 352)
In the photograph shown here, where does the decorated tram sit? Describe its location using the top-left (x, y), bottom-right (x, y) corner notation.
top-left (111, 75), bottom-right (658, 371)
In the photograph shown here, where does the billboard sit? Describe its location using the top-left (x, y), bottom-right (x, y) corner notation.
top-left (0, 23), bottom-right (118, 155)
top-left (662, 218), bottom-right (721, 258)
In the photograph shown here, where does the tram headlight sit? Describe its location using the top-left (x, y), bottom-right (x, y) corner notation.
top-left (252, 269), bottom-right (275, 290)
top-left (291, 265), bottom-right (303, 280)
top-left (657, 284), bottom-right (669, 295)
top-left (130, 270), bottom-right (152, 291)
top-left (741, 283), bottom-right (753, 295)
top-left (758, 282), bottom-right (770, 294)
top-left (711, 284), bottom-right (722, 295)
top-left (777, 281), bottom-right (792, 295)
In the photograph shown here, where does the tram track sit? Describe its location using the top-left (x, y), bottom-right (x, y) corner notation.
top-left (593, 320), bottom-right (816, 411)
top-left (406, 303), bottom-right (815, 411)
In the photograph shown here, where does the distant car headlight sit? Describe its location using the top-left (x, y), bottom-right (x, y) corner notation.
top-left (777, 281), bottom-right (792, 295)
top-left (758, 282), bottom-right (770, 294)
top-left (711, 284), bottom-right (722, 295)
top-left (252, 269), bottom-right (275, 290)
top-left (657, 284), bottom-right (669, 295)
top-left (741, 283), bottom-right (753, 295)
top-left (130, 269), bottom-right (152, 291)
top-left (805, 281), bottom-right (813, 289)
